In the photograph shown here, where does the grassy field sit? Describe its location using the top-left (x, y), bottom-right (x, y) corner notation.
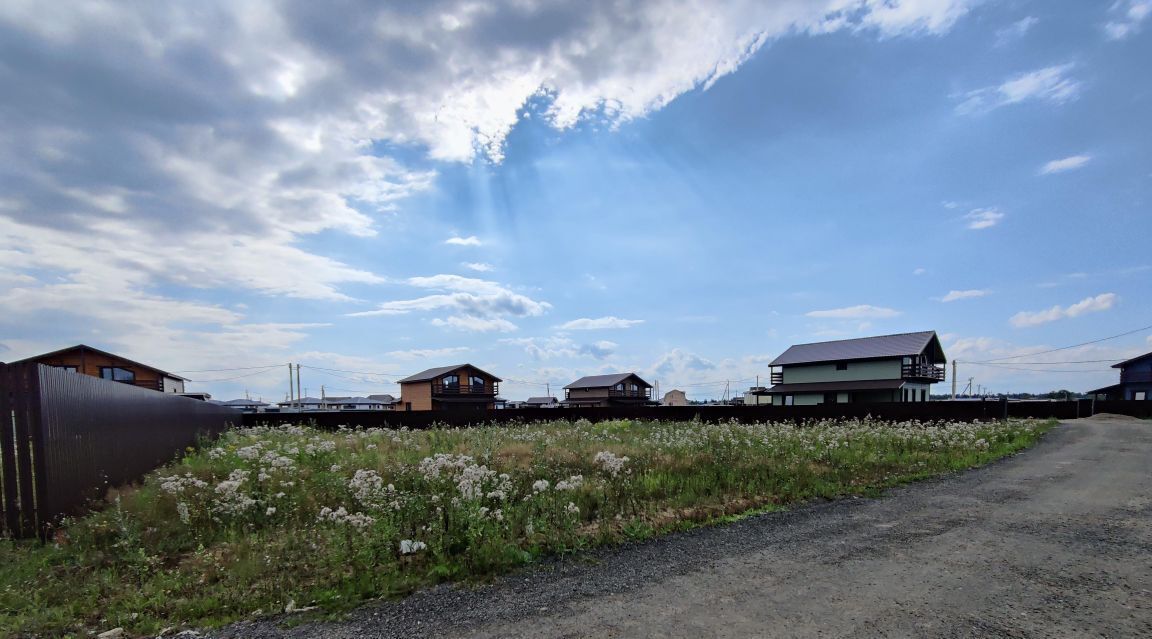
top-left (0, 417), bottom-right (1050, 637)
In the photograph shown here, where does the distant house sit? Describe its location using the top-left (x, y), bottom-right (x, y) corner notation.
top-left (743, 387), bottom-right (772, 406)
top-left (222, 398), bottom-right (270, 413)
top-left (326, 396), bottom-right (390, 411)
top-left (275, 396), bottom-right (329, 411)
top-left (1087, 351), bottom-right (1152, 401)
top-left (661, 389), bottom-right (688, 406)
top-left (562, 373), bottom-right (654, 407)
top-left (523, 396), bottom-right (560, 408)
top-left (396, 364), bottom-right (501, 411)
top-left (10, 344), bottom-right (188, 393)
top-left (367, 394), bottom-right (401, 409)
top-left (760, 331), bottom-right (947, 405)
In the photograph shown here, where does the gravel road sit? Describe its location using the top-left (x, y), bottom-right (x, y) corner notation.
top-left (214, 414), bottom-right (1152, 638)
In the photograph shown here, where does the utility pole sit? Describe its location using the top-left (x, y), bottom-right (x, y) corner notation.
top-left (296, 363), bottom-right (302, 407)
top-left (287, 363), bottom-right (294, 407)
top-left (951, 361), bottom-right (957, 400)
top-left (321, 385), bottom-right (325, 400)
top-left (546, 382), bottom-right (550, 398)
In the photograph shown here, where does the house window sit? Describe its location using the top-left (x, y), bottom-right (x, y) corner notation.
top-left (1136, 391), bottom-right (1147, 401)
top-left (54, 365), bottom-right (78, 372)
top-left (836, 363), bottom-right (848, 371)
top-left (442, 374), bottom-right (459, 388)
top-left (99, 367), bottom-right (135, 384)
top-left (469, 375), bottom-right (485, 390)
top-left (784, 395), bottom-right (794, 406)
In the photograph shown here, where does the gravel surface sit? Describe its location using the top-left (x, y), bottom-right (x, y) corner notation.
top-left (211, 414), bottom-right (1152, 638)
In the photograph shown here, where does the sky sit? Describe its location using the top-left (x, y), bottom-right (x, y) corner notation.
top-left (1, 0), bottom-right (1150, 402)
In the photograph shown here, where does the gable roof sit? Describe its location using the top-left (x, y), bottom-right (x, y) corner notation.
top-left (396, 364), bottom-right (502, 384)
top-left (11, 344), bottom-right (190, 381)
top-left (524, 396), bottom-right (558, 404)
top-left (1112, 350), bottom-right (1152, 369)
top-left (222, 399), bottom-right (269, 407)
top-left (770, 331), bottom-right (946, 367)
top-left (564, 372), bottom-right (652, 390)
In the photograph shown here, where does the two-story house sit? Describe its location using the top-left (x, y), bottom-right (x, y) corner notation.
top-left (396, 364), bottom-right (501, 411)
top-left (1087, 351), bottom-right (1152, 401)
top-left (761, 331), bottom-right (947, 405)
top-left (10, 344), bottom-right (188, 393)
top-left (561, 373), bottom-right (654, 407)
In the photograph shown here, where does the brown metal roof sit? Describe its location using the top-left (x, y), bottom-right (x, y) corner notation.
top-left (770, 331), bottom-right (945, 367)
top-left (9, 344), bottom-right (190, 381)
top-left (764, 379), bottom-right (906, 394)
top-left (564, 372), bottom-right (652, 390)
top-left (397, 364), bottom-right (502, 384)
top-left (1111, 350), bottom-right (1152, 369)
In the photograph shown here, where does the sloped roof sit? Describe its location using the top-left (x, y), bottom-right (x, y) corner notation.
top-left (1112, 351), bottom-right (1152, 369)
top-left (222, 398), bottom-right (269, 407)
top-left (524, 396), bottom-right (558, 404)
top-left (11, 343), bottom-right (190, 380)
top-left (330, 396), bottom-right (385, 405)
top-left (770, 331), bottom-right (945, 367)
top-left (564, 372), bottom-right (652, 390)
top-left (397, 364), bottom-right (502, 383)
top-left (367, 394), bottom-right (398, 403)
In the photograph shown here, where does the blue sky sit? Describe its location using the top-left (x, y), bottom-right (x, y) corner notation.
top-left (1, 0), bottom-right (1149, 401)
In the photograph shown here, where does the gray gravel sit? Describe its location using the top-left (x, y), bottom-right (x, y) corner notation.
top-left (211, 414), bottom-right (1152, 638)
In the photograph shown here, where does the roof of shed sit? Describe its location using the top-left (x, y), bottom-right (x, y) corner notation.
top-left (397, 364), bottom-right (502, 383)
top-left (564, 372), bottom-right (652, 390)
top-left (524, 396), bottom-right (558, 404)
top-left (770, 331), bottom-right (945, 367)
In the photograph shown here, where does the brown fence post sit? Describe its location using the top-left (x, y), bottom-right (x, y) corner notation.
top-left (0, 363), bottom-right (19, 538)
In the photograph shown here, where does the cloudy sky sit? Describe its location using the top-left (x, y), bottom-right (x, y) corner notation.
top-left (1, 0), bottom-right (1150, 401)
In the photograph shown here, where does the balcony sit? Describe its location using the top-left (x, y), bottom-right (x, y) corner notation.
top-left (432, 382), bottom-right (499, 397)
top-left (770, 371), bottom-right (783, 384)
top-left (1119, 370), bottom-right (1152, 384)
top-left (902, 363), bottom-right (945, 381)
top-left (607, 388), bottom-right (651, 400)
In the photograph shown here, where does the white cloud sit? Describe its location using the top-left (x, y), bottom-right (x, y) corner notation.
top-left (1010, 293), bottom-right (1118, 328)
top-left (955, 64), bottom-right (1081, 115)
top-left (805, 305), bottom-right (901, 319)
top-left (462, 262), bottom-right (494, 272)
top-left (445, 236), bottom-right (482, 246)
top-left (1105, 1), bottom-right (1152, 40)
top-left (581, 340), bottom-right (618, 360)
top-left (1039, 154), bottom-right (1092, 175)
top-left (964, 208), bottom-right (1004, 230)
top-left (385, 347), bottom-right (471, 360)
top-left (651, 349), bottom-right (717, 378)
top-left (500, 336), bottom-right (617, 360)
top-left (913, 268), bottom-right (927, 275)
top-left (995, 16), bottom-right (1038, 45)
top-left (556, 316), bottom-right (645, 330)
top-left (940, 289), bottom-right (989, 302)
top-left (430, 316), bottom-right (518, 333)
top-left (349, 275), bottom-right (550, 324)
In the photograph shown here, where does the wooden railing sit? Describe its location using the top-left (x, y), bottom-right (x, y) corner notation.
top-left (902, 364), bottom-right (946, 381)
top-left (432, 382), bottom-right (499, 396)
top-left (607, 388), bottom-right (651, 399)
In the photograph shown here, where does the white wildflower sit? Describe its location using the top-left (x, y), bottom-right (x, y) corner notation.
top-left (399, 539), bottom-right (427, 554)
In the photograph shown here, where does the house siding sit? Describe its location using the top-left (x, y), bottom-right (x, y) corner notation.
top-left (782, 359), bottom-right (902, 383)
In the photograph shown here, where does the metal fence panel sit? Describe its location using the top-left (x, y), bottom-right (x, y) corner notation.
top-left (1, 363), bottom-right (240, 539)
top-left (242, 399), bottom-right (1084, 430)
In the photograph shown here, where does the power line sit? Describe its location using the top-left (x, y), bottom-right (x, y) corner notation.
top-left (175, 363), bottom-right (287, 373)
top-left (968, 359), bottom-right (1122, 365)
top-left (297, 365), bottom-right (405, 377)
top-left (970, 323), bottom-right (1152, 363)
top-left (186, 367), bottom-right (285, 383)
top-left (964, 363), bottom-right (1104, 374)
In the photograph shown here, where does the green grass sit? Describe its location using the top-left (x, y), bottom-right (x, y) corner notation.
top-left (0, 417), bottom-right (1053, 637)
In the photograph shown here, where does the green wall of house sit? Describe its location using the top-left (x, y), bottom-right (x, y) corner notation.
top-left (782, 359), bottom-right (902, 383)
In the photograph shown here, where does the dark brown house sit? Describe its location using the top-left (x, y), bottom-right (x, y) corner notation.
top-left (561, 372), bottom-right (654, 407)
top-left (9, 344), bottom-right (188, 393)
top-left (396, 364), bottom-right (501, 411)
top-left (1087, 351), bottom-right (1152, 401)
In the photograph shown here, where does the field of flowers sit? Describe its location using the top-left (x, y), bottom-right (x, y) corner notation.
top-left (0, 417), bottom-right (1049, 636)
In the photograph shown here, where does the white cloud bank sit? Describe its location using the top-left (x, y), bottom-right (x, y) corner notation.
top-left (955, 64), bottom-right (1081, 115)
top-left (445, 236), bottom-right (483, 247)
top-left (940, 289), bottom-right (989, 302)
top-left (806, 305), bottom-right (901, 319)
top-left (965, 208), bottom-right (1004, 230)
top-left (1010, 293), bottom-right (1118, 328)
top-left (557, 316), bottom-right (646, 330)
top-left (1039, 154), bottom-right (1092, 175)
top-left (348, 274), bottom-right (551, 332)
top-left (0, 0), bottom-right (983, 366)
top-left (1105, 1), bottom-right (1152, 40)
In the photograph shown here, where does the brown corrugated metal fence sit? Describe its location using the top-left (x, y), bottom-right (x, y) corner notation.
top-left (1, 363), bottom-right (239, 539)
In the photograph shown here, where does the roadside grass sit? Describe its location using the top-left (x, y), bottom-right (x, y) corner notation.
top-left (0, 417), bottom-right (1052, 637)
